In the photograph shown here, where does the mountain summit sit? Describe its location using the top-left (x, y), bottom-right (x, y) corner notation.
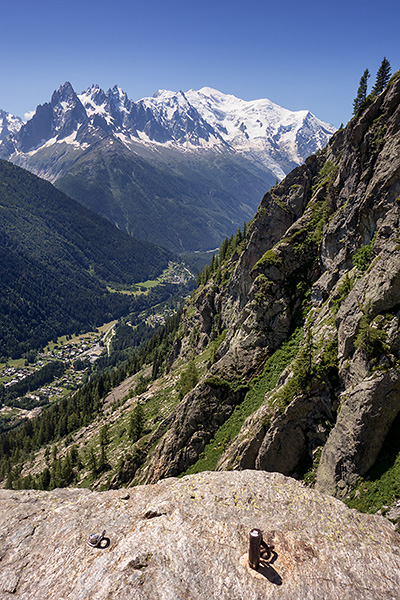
top-left (0, 84), bottom-right (335, 252)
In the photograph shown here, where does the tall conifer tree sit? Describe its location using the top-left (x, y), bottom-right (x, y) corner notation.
top-left (371, 57), bottom-right (391, 98)
top-left (353, 69), bottom-right (370, 115)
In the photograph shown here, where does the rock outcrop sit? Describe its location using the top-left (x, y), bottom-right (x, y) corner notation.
top-left (1, 471), bottom-right (399, 600)
top-left (131, 72), bottom-right (400, 498)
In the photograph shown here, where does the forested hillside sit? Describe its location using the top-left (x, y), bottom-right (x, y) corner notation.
top-left (0, 160), bottom-right (172, 358)
top-left (54, 138), bottom-right (269, 253)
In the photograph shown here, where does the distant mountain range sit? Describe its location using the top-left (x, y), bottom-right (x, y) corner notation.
top-left (0, 83), bottom-right (335, 252)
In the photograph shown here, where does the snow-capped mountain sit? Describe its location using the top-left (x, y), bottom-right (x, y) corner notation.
top-left (0, 82), bottom-right (335, 180)
top-left (142, 87), bottom-right (335, 179)
top-left (189, 87), bottom-right (335, 178)
top-left (78, 85), bottom-right (222, 148)
top-left (0, 109), bottom-right (23, 142)
top-left (0, 82), bottom-right (336, 253)
top-left (76, 83), bottom-right (335, 180)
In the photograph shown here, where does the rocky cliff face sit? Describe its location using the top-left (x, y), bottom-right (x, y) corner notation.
top-left (128, 72), bottom-right (400, 503)
top-left (1, 471), bottom-right (399, 600)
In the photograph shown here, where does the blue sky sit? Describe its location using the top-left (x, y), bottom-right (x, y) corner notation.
top-left (2, 0), bottom-right (400, 127)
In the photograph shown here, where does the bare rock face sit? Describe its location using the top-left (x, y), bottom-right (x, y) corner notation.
top-left (255, 384), bottom-right (333, 475)
top-left (136, 378), bottom-right (249, 483)
top-left (1, 471), bottom-right (400, 600)
top-left (316, 368), bottom-right (400, 497)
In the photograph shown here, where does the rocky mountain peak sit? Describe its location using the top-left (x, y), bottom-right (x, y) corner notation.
top-left (0, 82), bottom-right (336, 254)
top-left (109, 84), bottom-right (129, 106)
top-left (81, 83), bottom-right (108, 107)
top-left (50, 81), bottom-right (87, 138)
top-left (0, 109), bottom-right (23, 141)
top-left (0, 82), bottom-right (335, 168)
top-left (137, 88), bottom-right (220, 145)
top-left (50, 80), bottom-right (77, 105)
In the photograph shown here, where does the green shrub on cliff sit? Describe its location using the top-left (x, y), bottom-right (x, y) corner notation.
top-left (354, 313), bottom-right (387, 358)
top-left (353, 233), bottom-right (376, 272)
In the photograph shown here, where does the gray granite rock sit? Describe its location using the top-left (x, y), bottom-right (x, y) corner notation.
top-left (316, 368), bottom-right (400, 497)
top-left (1, 471), bottom-right (399, 600)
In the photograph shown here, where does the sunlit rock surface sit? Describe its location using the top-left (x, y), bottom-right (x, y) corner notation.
top-left (1, 471), bottom-right (399, 599)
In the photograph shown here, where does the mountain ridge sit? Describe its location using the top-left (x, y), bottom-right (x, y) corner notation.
top-left (0, 82), bottom-right (335, 179)
top-left (0, 83), bottom-right (335, 253)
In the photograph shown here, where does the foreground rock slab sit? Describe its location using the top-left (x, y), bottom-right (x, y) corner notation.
top-left (1, 471), bottom-right (399, 599)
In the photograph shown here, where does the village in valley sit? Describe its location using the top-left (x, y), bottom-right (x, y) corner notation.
top-left (0, 261), bottom-right (195, 432)
top-left (0, 326), bottom-right (112, 430)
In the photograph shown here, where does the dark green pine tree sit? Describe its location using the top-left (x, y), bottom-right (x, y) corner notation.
top-left (353, 69), bottom-right (370, 115)
top-left (371, 57), bottom-right (391, 98)
top-left (177, 360), bottom-right (199, 399)
top-left (128, 404), bottom-right (145, 443)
